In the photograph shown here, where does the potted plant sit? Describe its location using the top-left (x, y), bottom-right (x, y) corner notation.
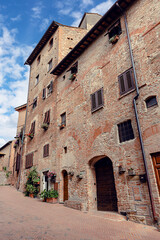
top-left (40, 189), bottom-right (48, 202)
top-left (24, 167), bottom-right (40, 197)
top-left (41, 123), bottom-right (49, 130)
top-left (128, 168), bottom-right (136, 176)
top-left (47, 171), bottom-right (56, 178)
top-left (109, 35), bottom-right (119, 44)
top-left (46, 189), bottom-right (58, 203)
top-left (26, 184), bottom-right (36, 198)
top-left (26, 133), bottom-right (34, 139)
top-left (69, 73), bottom-right (76, 81)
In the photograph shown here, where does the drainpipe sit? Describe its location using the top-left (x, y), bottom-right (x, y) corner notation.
top-left (116, 3), bottom-right (157, 221)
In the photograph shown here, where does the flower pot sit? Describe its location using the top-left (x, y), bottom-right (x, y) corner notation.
top-left (109, 35), bottom-right (119, 44)
top-left (46, 198), bottom-right (57, 203)
top-left (29, 193), bottom-right (34, 198)
top-left (119, 166), bottom-right (125, 175)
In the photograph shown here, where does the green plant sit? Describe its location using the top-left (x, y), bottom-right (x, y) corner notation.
top-left (48, 189), bottom-right (58, 199)
top-left (25, 167), bottom-right (40, 197)
top-left (3, 166), bottom-right (7, 171)
top-left (40, 189), bottom-right (48, 201)
top-left (6, 171), bottom-right (12, 178)
top-left (26, 184), bottom-right (36, 194)
top-left (40, 189), bottom-right (58, 201)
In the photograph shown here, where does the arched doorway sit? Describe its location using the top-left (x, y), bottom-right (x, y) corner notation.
top-left (95, 157), bottom-right (118, 211)
top-left (62, 170), bottom-right (68, 202)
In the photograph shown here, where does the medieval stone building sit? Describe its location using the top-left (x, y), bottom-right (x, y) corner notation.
top-left (18, 0), bottom-right (160, 226)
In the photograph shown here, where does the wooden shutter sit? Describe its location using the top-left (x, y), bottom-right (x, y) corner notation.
top-left (91, 88), bottom-right (104, 112)
top-left (50, 81), bottom-right (53, 93)
top-left (152, 153), bottom-right (160, 194)
top-left (118, 68), bottom-right (135, 95)
top-left (43, 144), bottom-right (49, 157)
top-left (25, 153), bottom-right (33, 169)
top-left (61, 113), bottom-right (66, 125)
top-left (29, 121), bottom-right (35, 135)
top-left (54, 182), bottom-right (58, 191)
top-left (42, 88), bottom-right (46, 99)
top-left (16, 153), bottom-right (21, 171)
top-left (43, 110), bottom-right (50, 124)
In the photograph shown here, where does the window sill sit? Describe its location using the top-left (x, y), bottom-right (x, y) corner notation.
top-left (118, 88), bottom-right (136, 100)
top-left (91, 105), bottom-right (104, 114)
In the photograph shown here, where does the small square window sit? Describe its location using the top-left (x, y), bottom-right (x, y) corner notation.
top-left (91, 88), bottom-right (104, 113)
top-left (146, 96), bottom-right (158, 108)
top-left (36, 75), bottom-right (39, 85)
top-left (64, 146), bottom-right (67, 153)
top-left (118, 120), bottom-right (134, 143)
top-left (48, 59), bottom-right (53, 72)
top-left (49, 38), bottom-right (53, 50)
top-left (118, 68), bottom-right (135, 96)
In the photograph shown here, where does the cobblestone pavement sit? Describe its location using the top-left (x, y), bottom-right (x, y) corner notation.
top-left (0, 186), bottom-right (159, 240)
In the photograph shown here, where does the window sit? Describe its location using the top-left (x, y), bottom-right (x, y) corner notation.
top-left (68, 62), bottom-right (78, 81)
top-left (16, 153), bottom-right (21, 172)
top-left (48, 59), bottom-right (53, 71)
top-left (32, 97), bottom-right (37, 109)
top-left (49, 38), bottom-right (53, 50)
top-left (43, 144), bottom-right (49, 157)
top-left (44, 110), bottom-right (50, 125)
top-left (29, 121), bottom-right (35, 139)
top-left (91, 88), bottom-right (104, 113)
top-left (25, 153), bottom-right (33, 169)
top-left (108, 19), bottom-right (122, 43)
top-left (36, 75), bottom-right (39, 85)
top-left (37, 55), bottom-right (41, 65)
top-left (47, 81), bottom-right (53, 95)
top-left (42, 88), bottom-right (46, 100)
top-left (64, 146), bottom-right (67, 153)
top-left (146, 96), bottom-right (158, 108)
top-left (118, 68), bottom-right (135, 96)
top-left (60, 112), bottom-right (66, 129)
top-left (118, 120), bottom-right (134, 143)
top-left (151, 153), bottom-right (160, 194)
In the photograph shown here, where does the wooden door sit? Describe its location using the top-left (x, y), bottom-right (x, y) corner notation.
top-left (152, 153), bottom-right (160, 194)
top-left (63, 171), bottom-right (68, 201)
top-left (95, 157), bottom-right (118, 211)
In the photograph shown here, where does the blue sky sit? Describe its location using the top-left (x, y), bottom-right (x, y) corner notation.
top-left (0, 0), bottom-right (116, 147)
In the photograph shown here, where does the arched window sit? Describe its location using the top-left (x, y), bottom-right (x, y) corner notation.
top-left (145, 96), bottom-right (158, 108)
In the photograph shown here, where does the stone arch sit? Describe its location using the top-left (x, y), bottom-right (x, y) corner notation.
top-left (87, 155), bottom-right (118, 211)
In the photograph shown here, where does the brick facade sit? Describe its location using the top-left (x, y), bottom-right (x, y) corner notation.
top-left (18, 0), bottom-right (160, 226)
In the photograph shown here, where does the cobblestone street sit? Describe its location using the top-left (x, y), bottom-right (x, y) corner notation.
top-left (0, 186), bottom-right (159, 240)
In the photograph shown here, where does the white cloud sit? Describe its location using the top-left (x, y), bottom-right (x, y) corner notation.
top-left (11, 14), bottom-right (21, 22)
top-left (90, 0), bottom-right (113, 15)
top-left (31, 2), bottom-right (44, 19)
top-left (81, 0), bottom-right (94, 8)
top-left (0, 23), bottom-right (32, 147)
top-left (40, 18), bottom-right (50, 32)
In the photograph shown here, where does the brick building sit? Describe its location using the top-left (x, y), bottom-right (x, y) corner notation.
top-left (0, 141), bottom-right (14, 185)
top-left (18, 0), bottom-right (160, 226)
top-left (12, 104), bottom-right (26, 187)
